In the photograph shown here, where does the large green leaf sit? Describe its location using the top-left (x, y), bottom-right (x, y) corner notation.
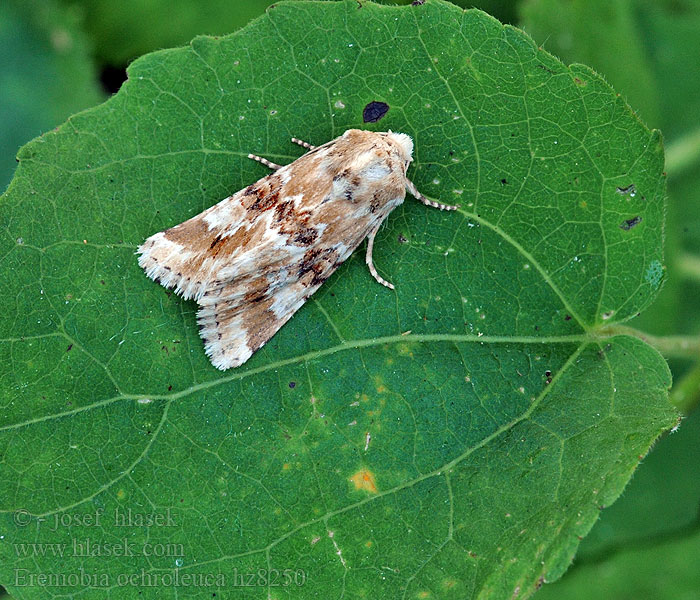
top-left (0, 1), bottom-right (677, 598)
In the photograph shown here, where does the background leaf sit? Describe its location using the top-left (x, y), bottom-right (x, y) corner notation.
top-left (57, 0), bottom-right (518, 66)
top-left (0, 0), bottom-right (103, 190)
top-left (0, 1), bottom-right (677, 598)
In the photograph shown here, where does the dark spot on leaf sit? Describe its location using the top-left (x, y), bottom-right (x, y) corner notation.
top-left (620, 216), bottom-right (642, 230)
top-left (100, 280), bottom-right (105, 285)
top-left (536, 64), bottom-right (555, 74)
top-left (398, 234), bottom-right (408, 243)
top-left (500, 178), bottom-right (508, 185)
top-left (363, 101), bottom-right (390, 123)
top-left (564, 314), bottom-right (572, 321)
top-left (289, 381), bottom-right (296, 389)
top-left (168, 385), bottom-right (172, 391)
top-left (574, 77), bottom-right (586, 86)
top-left (66, 344), bottom-right (73, 352)
top-left (597, 343), bottom-right (613, 359)
top-left (616, 184), bottom-right (636, 196)
top-left (411, 0), bottom-right (425, 4)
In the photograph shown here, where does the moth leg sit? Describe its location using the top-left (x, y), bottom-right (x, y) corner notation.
top-left (291, 137), bottom-right (316, 151)
top-left (366, 223), bottom-right (395, 290)
top-left (247, 153), bottom-right (282, 171)
top-left (406, 179), bottom-right (459, 211)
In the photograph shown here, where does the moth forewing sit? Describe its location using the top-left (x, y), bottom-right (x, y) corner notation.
top-left (137, 129), bottom-right (457, 370)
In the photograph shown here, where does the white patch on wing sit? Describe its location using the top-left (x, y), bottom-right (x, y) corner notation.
top-left (138, 232), bottom-right (183, 279)
top-left (268, 283), bottom-right (308, 321)
top-left (279, 167), bottom-right (292, 184)
top-left (197, 305), bottom-right (253, 370)
top-left (204, 196), bottom-right (238, 231)
top-left (363, 163), bottom-right (391, 181)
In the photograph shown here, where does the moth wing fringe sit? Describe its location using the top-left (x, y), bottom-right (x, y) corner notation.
top-left (137, 231), bottom-right (214, 301)
top-left (196, 279), bottom-right (320, 370)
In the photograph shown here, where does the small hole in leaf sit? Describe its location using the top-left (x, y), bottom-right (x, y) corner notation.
top-left (616, 184), bottom-right (636, 196)
top-left (620, 216), bottom-right (642, 231)
top-left (363, 101), bottom-right (389, 123)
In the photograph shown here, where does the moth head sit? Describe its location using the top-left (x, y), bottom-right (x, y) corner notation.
top-left (385, 131), bottom-right (414, 173)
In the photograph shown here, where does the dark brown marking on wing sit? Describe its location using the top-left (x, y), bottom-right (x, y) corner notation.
top-left (297, 246), bottom-right (341, 287)
top-left (370, 191), bottom-right (381, 213)
top-left (293, 227), bottom-right (318, 246)
top-left (274, 199), bottom-right (295, 223)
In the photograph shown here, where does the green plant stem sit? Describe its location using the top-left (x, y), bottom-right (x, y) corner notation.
top-left (678, 253), bottom-right (700, 284)
top-left (669, 362), bottom-right (700, 414)
top-left (598, 325), bottom-right (700, 413)
top-left (598, 324), bottom-right (700, 360)
top-left (665, 125), bottom-right (700, 179)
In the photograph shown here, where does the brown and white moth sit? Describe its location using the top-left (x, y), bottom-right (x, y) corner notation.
top-left (138, 129), bottom-right (457, 370)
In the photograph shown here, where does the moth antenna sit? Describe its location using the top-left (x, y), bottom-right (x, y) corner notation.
top-left (291, 137), bottom-right (316, 151)
top-left (247, 153), bottom-right (282, 171)
top-left (366, 222), bottom-right (395, 290)
top-left (405, 178), bottom-right (459, 211)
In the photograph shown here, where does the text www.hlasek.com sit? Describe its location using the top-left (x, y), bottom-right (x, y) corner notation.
top-left (14, 567), bottom-right (308, 588)
top-left (14, 538), bottom-right (184, 558)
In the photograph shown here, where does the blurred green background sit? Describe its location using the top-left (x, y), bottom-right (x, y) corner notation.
top-left (1, 0), bottom-right (698, 598)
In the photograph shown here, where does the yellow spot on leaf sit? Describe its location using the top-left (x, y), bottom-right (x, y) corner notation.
top-left (397, 343), bottom-right (416, 357)
top-left (117, 489), bottom-right (126, 500)
top-left (282, 463), bottom-right (290, 470)
top-left (373, 375), bottom-right (387, 393)
top-left (442, 578), bottom-right (457, 590)
top-left (350, 469), bottom-right (378, 493)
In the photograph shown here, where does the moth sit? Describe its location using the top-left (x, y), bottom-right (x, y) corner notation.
top-left (138, 129), bottom-right (458, 370)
